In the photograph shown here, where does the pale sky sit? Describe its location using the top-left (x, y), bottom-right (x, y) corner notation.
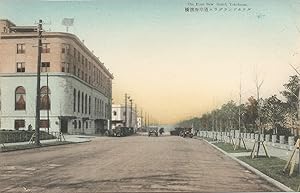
top-left (1, 0), bottom-right (300, 124)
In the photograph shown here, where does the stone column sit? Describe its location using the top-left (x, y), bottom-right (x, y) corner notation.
top-left (288, 136), bottom-right (295, 146)
top-left (265, 134), bottom-right (270, 142)
top-left (279, 135), bottom-right (285, 144)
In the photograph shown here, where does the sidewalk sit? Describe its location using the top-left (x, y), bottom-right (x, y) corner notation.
top-left (198, 132), bottom-right (297, 162)
top-left (241, 139), bottom-right (292, 161)
top-left (2, 134), bottom-right (94, 147)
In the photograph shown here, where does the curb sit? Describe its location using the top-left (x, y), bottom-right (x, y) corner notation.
top-left (0, 140), bottom-right (91, 153)
top-left (200, 138), bottom-right (294, 192)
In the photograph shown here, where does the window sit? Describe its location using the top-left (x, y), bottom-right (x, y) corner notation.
top-left (41, 62), bottom-right (50, 72)
top-left (85, 94), bottom-right (87, 114)
top-left (40, 86), bottom-right (51, 110)
top-left (88, 96), bottom-right (91, 115)
top-left (14, 120), bottom-right (25, 130)
top-left (74, 120), bottom-right (77, 129)
top-left (15, 86), bottom-right (26, 110)
top-left (86, 122), bottom-right (88, 129)
top-left (61, 43), bottom-right (70, 54)
top-left (82, 92), bottom-right (84, 114)
top-left (113, 111), bottom-right (117, 116)
top-left (78, 120), bottom-right (81, 129)
top-left (73, 89), bottom-right (76, 112)
top-left (62, 62), bottom-right (69, 73)
top-left (95, 98), bottom-right (97, 115)
top-left (78, 91), bottom-right (80, 113)
top-left (17, 44), bottom-right (25, 54)
top-left (41, 43), bottom-right (50, 53)
top-left (40, 120), bottom-right (49, 128)
top-left (16, 62), bottom-right (25, 72)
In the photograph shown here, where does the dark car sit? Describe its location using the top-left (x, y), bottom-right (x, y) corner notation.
top-left (148, 127), bottom-right (158, 137)
top-left (181, 128), bottom-right (193, 138)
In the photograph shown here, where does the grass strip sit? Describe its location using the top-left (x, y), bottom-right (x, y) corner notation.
top-left (214, 142), bottom-right (251, 153)
top-left (239, 156), bottom-right (300, 191)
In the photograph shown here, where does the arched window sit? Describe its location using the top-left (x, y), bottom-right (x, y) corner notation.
top-left (15, 86), bottom-right (26, 110)
top-left (40, 86), bottom-right (51, 110)
top-left (78, 91), bottom-right (80, 113)
top-left (78, 120), bottom-right (81, 129)
top-left (86, 121), bottom-right (88, 129)
top-left (73, 88), bottom-right (76, 112)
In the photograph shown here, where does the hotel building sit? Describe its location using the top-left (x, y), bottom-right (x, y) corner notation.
top-left (0, 19), bottom-right (113, 134)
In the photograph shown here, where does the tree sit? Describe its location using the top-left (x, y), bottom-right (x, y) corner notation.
top-left (260, 95), bottom-right (286, 134)
top-left (242, 96), bottom-right (259, 133)
top-left (280, 75), bottom-right (299, 135)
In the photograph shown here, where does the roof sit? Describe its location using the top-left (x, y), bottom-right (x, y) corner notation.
top-left (0, 30), bottom-right (113, 79)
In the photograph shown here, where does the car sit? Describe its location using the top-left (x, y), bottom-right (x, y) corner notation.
top-left (181, 128), bottom-right (193, 138)
top-left (148, 127), bottom-right (158, 137)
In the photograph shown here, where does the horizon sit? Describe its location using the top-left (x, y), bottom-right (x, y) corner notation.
top-left (1, 0), bottom-right (300, 124)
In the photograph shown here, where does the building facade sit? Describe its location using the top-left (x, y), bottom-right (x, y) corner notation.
top-left (111, 104), bottom-right (137, 130)
top-left (0, 19), bottom-right (113, 134)
top-left (137, 116), bottom-right (142, 129)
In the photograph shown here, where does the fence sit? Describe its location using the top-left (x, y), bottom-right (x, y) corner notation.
top-left (0, 130), bottom-right (56, 144)
top-left (197, 130), bottom-right (297, 150)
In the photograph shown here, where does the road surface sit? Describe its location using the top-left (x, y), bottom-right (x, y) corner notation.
top-left (0, 135), bottom-right (280, 192)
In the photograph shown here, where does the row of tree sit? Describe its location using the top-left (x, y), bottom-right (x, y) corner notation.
top-left (178, 75), bottom-right (300, 137)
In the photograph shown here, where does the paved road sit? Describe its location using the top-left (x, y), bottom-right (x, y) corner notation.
top-left (0, 136), bottom-right (280, 192)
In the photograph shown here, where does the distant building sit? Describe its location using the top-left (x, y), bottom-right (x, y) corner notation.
top-left (0, 19), bottom-right (113, 134)
top-left (137, 116), bottom-right (142, 129)
top-left (111, 104), bottom-right (137, 130)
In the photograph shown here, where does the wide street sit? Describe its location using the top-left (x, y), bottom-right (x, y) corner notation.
top-left (0, 135), bottom-right (280, 192)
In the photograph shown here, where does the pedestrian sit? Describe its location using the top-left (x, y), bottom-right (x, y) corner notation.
top-left (28, 124), bottom-right (32, 131)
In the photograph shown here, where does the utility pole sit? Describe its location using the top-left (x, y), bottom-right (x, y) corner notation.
top-left (35, 19), bottom-right (43, 146)
top-left (124, 93), bottom-right (127, 127)
top-left (47, 73), bottom-right (49, 134)
top-left (144, 112), bottom-right (147, 127)
top-left (140, 108), bottom-right (143, 129)
top-left (134, 104), bottom-right (137, 129)
top-left (129, 99), bottom-right (133, 127)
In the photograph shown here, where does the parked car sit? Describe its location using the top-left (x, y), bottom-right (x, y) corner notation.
top-left (181, 128), bottom-right (193, 138)
top-left (148, 127), bottom-right (158, 137)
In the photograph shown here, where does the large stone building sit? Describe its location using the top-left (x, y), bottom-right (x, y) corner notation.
top-left (0, 19), bottom-right (113, 134)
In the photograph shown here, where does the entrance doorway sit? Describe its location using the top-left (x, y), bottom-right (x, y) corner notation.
top-left (61, 119), bottom-right (68, 133)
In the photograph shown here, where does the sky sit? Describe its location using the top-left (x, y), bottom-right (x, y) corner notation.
top-left (0, 0), bottom-right (300, 124)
